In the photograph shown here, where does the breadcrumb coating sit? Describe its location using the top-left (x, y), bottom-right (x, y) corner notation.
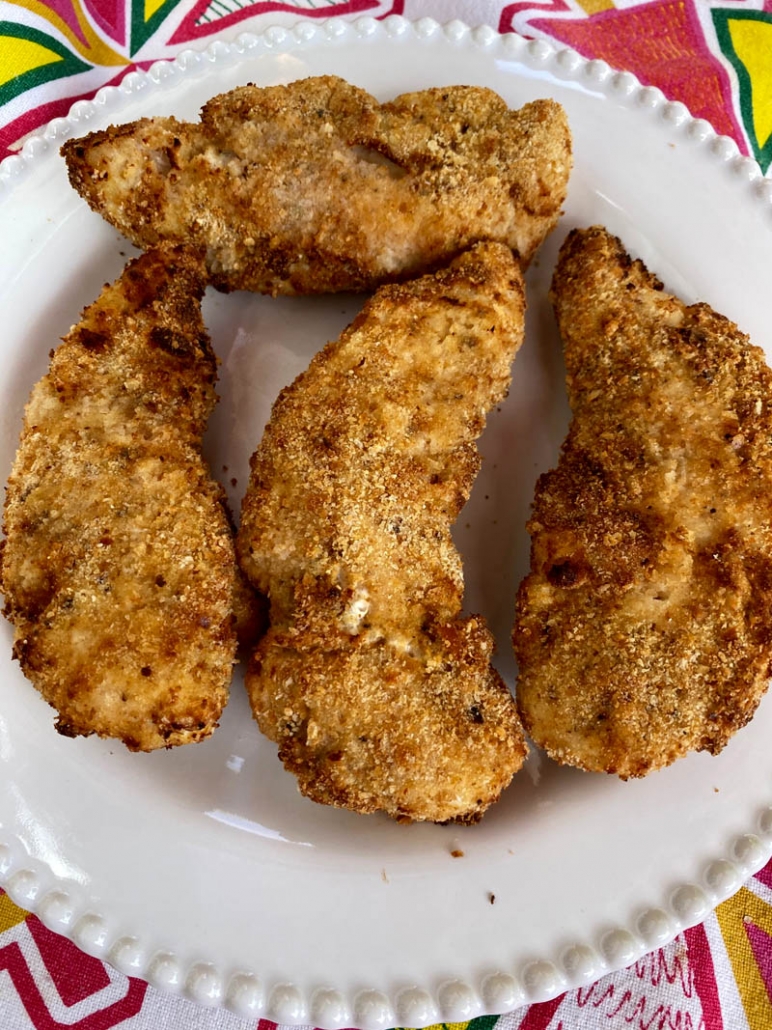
top-left (513, 226), bottom-right (772, 777)
top-left (1, 248), bottom-right (246, 751)
top-left (237, 242), bottom-right (529, 822)
top-left (61, 76), bottom-right (571, 295)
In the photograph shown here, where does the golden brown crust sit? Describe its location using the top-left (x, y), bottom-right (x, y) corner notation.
top-left (1, 248), bottom-right (241, 751)
top-left (237, 242), bottom-right (529, 821)
top-left (513, 226), bottom-right (772, 777)
top-left (61, 76), bottom-right (571, 295)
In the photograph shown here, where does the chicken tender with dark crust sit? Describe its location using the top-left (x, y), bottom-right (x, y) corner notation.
top-left (513, 226), bottom-right (772, 778)
top-left (1, 249), bottom-right (244, 751)
top-left (237, 242), bottom-right (528, 822)
top-left (61, 76), bottom-right (571, 295)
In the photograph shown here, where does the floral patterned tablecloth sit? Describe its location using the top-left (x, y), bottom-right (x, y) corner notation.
top-left (2, 2), bottom-right (772, 1029)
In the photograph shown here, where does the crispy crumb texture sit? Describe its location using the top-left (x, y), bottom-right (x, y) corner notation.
top-left (61, 76), bottom-right (572, 295)
top-left (513, 226), bottom-right (772, 778)
top-left (237, 242), bottom-right (529, 822)
top-left (0, 248), bottom-right (248, 751)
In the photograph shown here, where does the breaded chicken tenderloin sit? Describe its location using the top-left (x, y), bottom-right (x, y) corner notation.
top-left (514, 226), bottom-right (772, 778)
top-left (61, 76), bottom-right (571, 295)
top-left (237, 242), bottom-right (528, 823)
top-left (1, 248), bottom-right (246, 750)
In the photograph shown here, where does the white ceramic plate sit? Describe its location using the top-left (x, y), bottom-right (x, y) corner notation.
top-left (1, 17), bottom-right (772, 1030)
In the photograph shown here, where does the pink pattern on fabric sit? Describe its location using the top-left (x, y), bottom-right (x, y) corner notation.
top-left (755, 859), bottom-right (772, 891)
top-left (645, 948), bottom-right (690, 992)
top-left (499, 0), bottom-right (571, 34)
top-left (527, 0), bottom-right (746, 152)
top-left (576, 981), bottom-right (701, 1029)
top-left (377, 0), bottom-right (404, 17)
top-left (84, 0), bottom-right (127, 47)
top-left (27, 915), bottom-right (111, 1008)
top-left (0, 940), bottom-right (147, 1029)
top-left (167, 0), bottom-right (401, 44)
top-left (745, 921), bottom-right (772, 1007)
top-left (41, 0), bottom-right (88, 45)
top-left (685, 924), bottom-right (724, 1030)
top-left (516, 993), bottom-right (565, 1029)
top-left (0, 63), bottom-right (161, 162)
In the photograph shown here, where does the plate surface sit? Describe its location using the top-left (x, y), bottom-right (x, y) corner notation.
top-left (1, 17), bottom-right (772, 1029)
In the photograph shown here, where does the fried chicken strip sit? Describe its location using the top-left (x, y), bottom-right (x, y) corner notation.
top-left (61, 76), bottom-right (571, 295)
top-left (513, 226), bottom-right (772, 778)
top-left (237, 242), bottom-right (528, 822)
top-left (1, 248), bottom-right (246, 751)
